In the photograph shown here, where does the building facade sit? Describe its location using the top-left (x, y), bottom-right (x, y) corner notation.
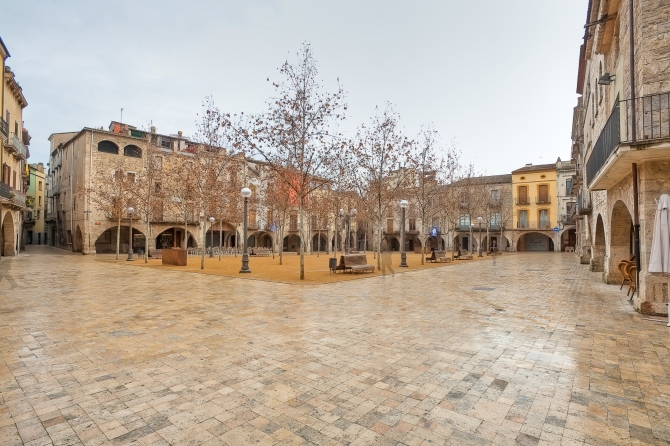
top-left (0, 36), bottom-right (30, 258)
top-left (575, 0), bottom-right (670, 315)
top-left (511, 163), bottom-right (558, 251)
top-left (23, 163), bottom-right (46, 245)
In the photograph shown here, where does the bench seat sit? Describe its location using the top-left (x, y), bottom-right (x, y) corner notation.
top-left (342, 254), bottom-right (374, 273)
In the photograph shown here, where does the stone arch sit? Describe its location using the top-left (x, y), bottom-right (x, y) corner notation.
top-left (382, 236), bottom-right (400, 251)
top-left (559, 228), bottom-right (577, 251)
top-left (312, 233), bottom-right (327, 252)
top-left (123, 145), bottom-right (142, 158)
top-left (607, 200), bottom-right (634, 283)
top-left (98, 140), bottom-right (119, 154)
top-left (517, 232), bottom-right (554, 251)
top-left (74, 225), bottom-right (83, 253)
top-left (256, 231), bottom-right (274, 249)
top-left (154, 227), bottom-right (198, 250)
top-left (483, 234), bottom-right (510, 252)
top-left (1, 211), bottom-right (16, 256)
top-left (591, 214), bottom-right (606, 272)
top-left (331, 234), bottom-right (342, 251)
top-left (283, 234), bottom-right (301, 252)
top-left (94, 225), bottom-right (146, 254)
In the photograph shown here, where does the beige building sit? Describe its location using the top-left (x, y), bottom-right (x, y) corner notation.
top-left (574, 0), bottom-right (670, 315)
top-left (23, 163), bottom-right (46, 245)
top-left (0, 36), bottom-right (31, 258)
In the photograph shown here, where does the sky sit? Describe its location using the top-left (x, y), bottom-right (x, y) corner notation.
top-left (1, 0), bottom-right (586, 174)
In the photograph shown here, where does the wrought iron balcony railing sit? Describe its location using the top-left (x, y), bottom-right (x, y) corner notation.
top-left (517, 221), bottom-right (552, 230)
top-left (535, 197), bottom-right (551, 204)
top-left (8, 132), bottom-right (28, 159)
top-left (0, 118), bottom-right (8, 137)
top-left (0, 182), bottom-right (26, 208)
top-left (515, 197), bottom-right (530, 205)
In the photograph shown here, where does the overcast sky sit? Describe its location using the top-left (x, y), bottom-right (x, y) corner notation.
top-left (1, 0), bottom-right (585, 173)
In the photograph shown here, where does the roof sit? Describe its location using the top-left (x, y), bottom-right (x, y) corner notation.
top-left (452, 173), bottom-right (512, 186)
top-left (0, 37), bottom-right (9, 59)
top-left (511, 163), bottom-right (556, 174)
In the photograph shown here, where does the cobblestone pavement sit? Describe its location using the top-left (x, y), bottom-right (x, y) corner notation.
top-left (1, 247), bottom-right (670, 446)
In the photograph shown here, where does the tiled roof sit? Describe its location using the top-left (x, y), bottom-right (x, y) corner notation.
top-left (511, 163), bottom-right (556, 174)
top-left (452, 174), bottom-right (512, 186)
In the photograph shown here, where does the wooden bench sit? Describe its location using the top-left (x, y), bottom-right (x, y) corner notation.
top-left (342, 254), bottom-right (375, 273)
top-left (150, 249), bottom-right (163, 259)
top-left (251, 248), bottom-right (271, 256)
top-left (426, 250), bottom-right (446, 263)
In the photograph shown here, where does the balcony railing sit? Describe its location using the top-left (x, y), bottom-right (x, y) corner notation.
top-left (0, 182), bottom-right (26, 208)
top-left (0, 118), bottom-right (7, 137)
top-left (587, 92), bottom-right (670, 186)
top-left (517, 221), bottom-right (552, 230)
top-left (535, 197), bottom-right (551, 204)
top-left (8, 132), bottom-right (28, 159)
top-left (515, 197), bottom-right (530, 205)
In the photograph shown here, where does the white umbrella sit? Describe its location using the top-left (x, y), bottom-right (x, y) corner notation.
top-left (649, 193), bottom-right (670, 273)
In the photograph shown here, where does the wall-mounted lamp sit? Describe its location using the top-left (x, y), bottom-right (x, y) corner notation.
top-left (598, 73), bottom-right (615, 85)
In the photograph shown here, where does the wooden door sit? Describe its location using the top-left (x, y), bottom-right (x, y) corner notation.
top-left (518, 186), bottom-right (527, 204)
top-left (539, 185), bottom-right (548, 203)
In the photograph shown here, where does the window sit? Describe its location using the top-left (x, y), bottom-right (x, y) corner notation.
top-left (98, 141), bottom-right (119, 154)
top-left (490, 213), bottom-right (501, 228)
top-left (518, 210), bottom-right (528, 228)
top-left (13, 170), bottom-right (16, 189)
top-left (155, 182), bottom-right (161, 193)
top-left (99, 230), bottom-right (112, 243)
top-left (160, 137), bottom-right (172, 149)
top-left (565, 179), bottom-right (572, 195)
top-left (290, 214), bottom-right (298, 231)
top-left (249, 210), bottom-right (256, 228)
top-left (518, 186), bottom-right (528, 204)
top-left (38, 181), bottom-right (43, 191)
top-left (38, 196), bottom-right (42, 206)
top-left (127, 172), bottom-right (136, 183)
top-left (153, 155), bottom-right (163, 170)
top-left (36, 210), bottom-right (40, 219)
top-left (312, 215), bottom-right (317, 228)
top-left (459, 214), bottom-right (470, 229)
top-left (123, 145), bottom-right (142, 158)
top-left (539, 209), bottom-right (549, 229)
top-left (409, 219), bottom-right (416, 231)
top-left (387, 218), bottom-right (394, 233)
top-left (538, 185), bottom-right (549, 203)
top-left (490, 189), bottom-right (500, 201)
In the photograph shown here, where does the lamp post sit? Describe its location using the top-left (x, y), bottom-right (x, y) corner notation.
top-left (239, 187), bottom-right (252, 273)
top-left (208, 217), bottom-right (215, 258)
top-left (399, 200), bottom-right (409, 267)
top-left (470, 222), bottom-right (475, 255)
top-left (126, 207), bottom-right (135, 261)
top-left (477, 216), bottom-right (483, 257)
top-left (339, 208), bottom-right (357, 254)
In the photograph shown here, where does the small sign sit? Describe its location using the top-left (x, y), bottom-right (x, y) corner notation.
top-left (430, 227), bottom-right (438, 237)
top-left (270, 223), bottom-right (277, 232)
top-left (553, 227), bottom-right (559, 232)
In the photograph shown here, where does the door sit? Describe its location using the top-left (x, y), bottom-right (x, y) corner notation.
top-left (462, 236), bottom-right (469, 251)
top-left (538, 185), bottom-right (549, 203)
top-left (539, 209), bottom-right (549, 229)
top-left (387, 218), bottom-right (394, 233)
top-left (518, 186), bottom-right (528, 204)
top-left (518, 210), bottom-right (528, 228)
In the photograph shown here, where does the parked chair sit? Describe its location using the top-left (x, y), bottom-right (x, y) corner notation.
top-left (618, 260), bottom-right (631, 290)
top-left (627, 264), bottom-right (637, 298)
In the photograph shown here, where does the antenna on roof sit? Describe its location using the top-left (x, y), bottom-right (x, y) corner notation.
top-left (120, 108), bottom-right (124, 123)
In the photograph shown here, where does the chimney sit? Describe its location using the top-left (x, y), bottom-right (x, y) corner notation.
top-left (178, 131), bottom-right (183, 138)
top-left (151, 126), bottom-right (156, 134)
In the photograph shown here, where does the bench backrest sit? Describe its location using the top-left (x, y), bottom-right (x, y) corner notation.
top-left (342, 254), bottom-right (370, 266)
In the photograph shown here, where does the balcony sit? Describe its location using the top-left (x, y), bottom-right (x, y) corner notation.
top-left (516, 221), bottom-right (553, 231)
top-left (535, 197), bottom-right (551, 204)
top-left (586, 92), bottom-right (670, 189)
top-left (515, 197), bottom-right (530, 205)
top-left (6, 132), bottom-right (28, 159)
top-left (0, 182), bottom-right (27, 208)
top-left (0, 118), bottom-right (7, 137)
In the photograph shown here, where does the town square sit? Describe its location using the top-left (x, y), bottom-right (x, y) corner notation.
top-left (2, 0), bottom-right (670, 444)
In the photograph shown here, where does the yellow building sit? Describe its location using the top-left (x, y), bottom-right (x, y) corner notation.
top-left (24, 163), bottom-right (46, 244)
top-left (0, 36), bottom-right (30, 257)
top-left (511, 163), bottom-right (557, 251)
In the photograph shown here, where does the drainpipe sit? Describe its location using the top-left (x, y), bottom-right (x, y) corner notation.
top-left (70, 142), bottom-right (74, 251)
top-left (629, 0), bottom-right (641, 293)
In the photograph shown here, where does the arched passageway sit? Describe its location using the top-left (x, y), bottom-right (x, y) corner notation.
top-left (256, 231), bottom-right (273, 249)
top-left (74, 226), bottom-right (83, 253)
top-left (591, 215), bottom-right (606, 272)
top-left (312, 233), bottom-right (327, 252)
top-left (95, 226), bottom-right (146, 254)
top-left (560, 229), bottom-right (576, 251)
top-left (607, 201), bottom-right (634, 282)
top-left (283, 234), bottom-right (301, 252)
top-left (1, 212), bottom-right (16, 256)
top-left (483, 235), bottom-right (510, 252)
top-left (517, 232), bottom-right (554, 251)
top-left (155, 227), bottom-right (198, 250)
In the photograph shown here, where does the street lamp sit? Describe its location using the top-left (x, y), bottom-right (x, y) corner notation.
top-left (239, 187), bottom-right (252, 273)
top-left (399, 199), bottom-right (409, 267)
top-left (126, 207), bottom-right (135, 261)
top-left (208, 217), bottom-right (215, 258)
top-left (477, 216), bottom-right (483, 257)
top-left (339, 208), bottom-right (357, 254)
top-left (470, 222), bottom-right (475, 255)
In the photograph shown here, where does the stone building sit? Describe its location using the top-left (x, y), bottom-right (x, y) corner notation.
top-left (556, 158), bottom-right (577, 251)
top-left (0, 36), bottom-right (31, 258)
top-left (575, 0), bottom-right (670, 314)
top-left (23, 163), bottom-right (46, 245)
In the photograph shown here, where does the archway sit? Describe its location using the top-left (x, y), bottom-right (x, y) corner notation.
top-left (1, 211), bottom-right (16, 256)
top-left (560, 229), bottom-right (577, 251)
top-left (517, 232), bottom-right (554, 251)
top-left (205, 222), bottom-right (236, 249)
top-left (74, 226), bottom-right (83, 253)
top-left (312, 233), bottom-right (327, 252)
top-left (283, 234), bottom-right (301, 252)
top-left (607, 201), bottom-right (633, 282)
top-left (155, 227), bottom-right (198, 250)
top-left (94, 226), bottom-right (146, 254)
top-left (591, 214), bottom-right (606, 272)
top-left (331, 234), bottom-right (342, 251)
top-left (256, 231), bottom-right (274, 249)
top-left (483, 234), bottom-right (510, 252)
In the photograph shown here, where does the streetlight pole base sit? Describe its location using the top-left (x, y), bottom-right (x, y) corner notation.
top-left (399, 252), bottom-right (408, 267)
top-left (239, 253), bottom-right (251, 273)
top-left (478, 250), bottom-right (483, 257)
top-left (127, 249), bottom-right (135, 261)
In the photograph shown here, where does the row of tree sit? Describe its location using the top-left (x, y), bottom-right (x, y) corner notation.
top-left (92, 43), bottom-right (513, 279)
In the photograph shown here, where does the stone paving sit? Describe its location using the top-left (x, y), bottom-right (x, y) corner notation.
top-left (1, 246), bottom-right (670, 446)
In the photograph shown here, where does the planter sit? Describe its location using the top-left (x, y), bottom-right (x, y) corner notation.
top-left (162, 248), bottom-right (187, 266)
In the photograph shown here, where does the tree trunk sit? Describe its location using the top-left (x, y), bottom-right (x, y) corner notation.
top-left (145, 218), bottom-right (150, 263)
top-left (376, 222), bottom-right (382, 271)
top-left (421, 236), bottom-right (426, 265)
top-left (184, 213), bottom-right (188, 250)
top-left (219, 220), bottom-right (222, 261)
top-left (299, 201), bottom-right (305, 280)
top-left (116, 214), bottom-right (121, 260)
top-left (317, 229), bottom-right (320, 257)
top-left (279, 227), bottom-right (283, 265)
top-left (200, 220), bottom-right (205, 270)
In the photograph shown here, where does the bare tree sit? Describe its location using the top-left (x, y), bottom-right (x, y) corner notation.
top-left (230, 44), bottom-right (345, 280)
top-left (132, 139), bottom-right (163, 263)
top-left (90, 158), bottom-right (136, 260)
top-left (348, 103), bottom-right (412, 269)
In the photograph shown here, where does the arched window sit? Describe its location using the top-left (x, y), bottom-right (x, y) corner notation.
top-left (123, 145), bottom-right (142, 158)
top-left (98, 141), bottom-right (119, 154)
